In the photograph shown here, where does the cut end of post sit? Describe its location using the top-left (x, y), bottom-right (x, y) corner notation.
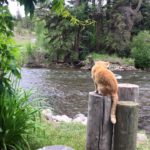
top-left (118, 101), bottom-right (139, 107)
top-left (118, 83), bottom-right (139, 88)
top-left (89, 91), bottom-right (104, 98)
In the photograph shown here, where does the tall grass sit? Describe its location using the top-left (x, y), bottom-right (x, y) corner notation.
top-left (0, 89), bottom-right (37, 150)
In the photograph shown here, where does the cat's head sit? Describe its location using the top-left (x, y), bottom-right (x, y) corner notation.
top-left (94, 61), bottom-right (110, 68)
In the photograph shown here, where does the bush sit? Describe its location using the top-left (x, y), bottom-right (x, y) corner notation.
top-left (0, 89), bottom-right (37, 150)
top-left (131, 31), bottom-right (150, 69)
top-left (0, 6), bottom-right (21, 94)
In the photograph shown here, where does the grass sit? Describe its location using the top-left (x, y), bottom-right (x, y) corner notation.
top-left (27, 120), bottom-right (86, 150)
top-left (89, 52), bottom-right (134, 66)
top-left (27, 118), bottom-right (150, 150)
top-left (137, 139), bottom-right (150, 150)
top-left (0, 89), bottom-right (37, 150)
top-left (137, 131), bottom-right (150, 150)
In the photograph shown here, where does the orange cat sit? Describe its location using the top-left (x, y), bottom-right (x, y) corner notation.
top-left (91, 61), bottom-right (119, 124)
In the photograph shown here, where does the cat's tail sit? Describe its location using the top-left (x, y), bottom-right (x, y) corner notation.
top-left (111, 93), bottom-right (119, 124)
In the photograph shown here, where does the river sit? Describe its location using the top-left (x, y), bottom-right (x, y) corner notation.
top-left (20, 67), bottom-right (150, 134)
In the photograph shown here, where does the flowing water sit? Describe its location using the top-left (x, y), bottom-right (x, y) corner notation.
top-left (20, 67), bottom-right (150, 133)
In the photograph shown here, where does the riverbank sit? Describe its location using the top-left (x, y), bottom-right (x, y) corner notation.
top-left (25, 53), bottom-right (138, 71)
top-left (27, 109), bottom-right (150, 150)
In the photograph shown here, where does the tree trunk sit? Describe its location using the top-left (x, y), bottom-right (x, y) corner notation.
top-left (74, 26), bottom-right (81, 58)
top-left (95, 14), bottom-right (101, 51)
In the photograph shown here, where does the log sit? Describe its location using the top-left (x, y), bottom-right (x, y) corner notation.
top-left (118, 83), bottom-right (139, 101)
top-left (114, 101), bottom-right (139, 150)
top-left (86, 92), bottom-right (113, 150)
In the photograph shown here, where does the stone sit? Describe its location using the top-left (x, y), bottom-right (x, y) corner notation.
top-left (41, 110), bottom-right (87, 125)
top-left (137, 133), bottom-right (148, 144)
top-left (37, 145), bottom-right (74, 150)
top-left (41, 109), bottom-right (53, 120)
top-left (52, 115), bottom-right (72, 123)
top-left (73, 114), bottom-right (87, 125)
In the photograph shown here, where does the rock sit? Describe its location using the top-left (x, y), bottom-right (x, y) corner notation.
top-left (73, 114), bottom-right (87, 125)
top-left (52, 115), bottom-right (72, 123)
top-left (41, 109), bottom-right (53, 121)
top-left (137, 133), bottom-right (148, 144)
top-left (41, 109), bottom-right (87, 125)
top-left (37, 145), bottom-right (74, 150)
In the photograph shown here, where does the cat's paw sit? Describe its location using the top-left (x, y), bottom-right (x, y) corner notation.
top-left (111, 115), bottom-right (116, 124)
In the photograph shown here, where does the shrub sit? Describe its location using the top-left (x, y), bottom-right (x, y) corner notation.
top-left (0, 89), bottom-right (37, 150)
top-left (131, 31), bottom-right (150, 69)
top-left (0, 6), bottom-right (21, 94)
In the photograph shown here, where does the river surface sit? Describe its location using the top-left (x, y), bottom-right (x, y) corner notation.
top-left (20, 67), bottom-right (150, 133)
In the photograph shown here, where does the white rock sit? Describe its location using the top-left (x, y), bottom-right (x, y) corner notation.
top-left (137, 133), bottom-right (148, 144)
top-left (73, 113), bottom-right (87, 125)
top-left (41, 110), bottom-right (87, 125)
top-left (52, 115), bottom-right (72, 123)
top-left (41, 109), bottom-right (53, 120)
top-left (74, 113), bottom-right (85, 119)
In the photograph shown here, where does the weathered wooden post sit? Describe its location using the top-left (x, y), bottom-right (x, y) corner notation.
top-left (113, 101), bottom-right (139, 150)
top-left (118, 83), bottom-right (139, 101)
top-left (113, 83), bottom-right (140, 150)
top-left (86, 92), bottom-right (113, 150)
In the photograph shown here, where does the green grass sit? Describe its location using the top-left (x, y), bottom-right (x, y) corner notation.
top-left (137, 137), bottom-right (150, 150)
top-left (90, 52), bottom-right (134, 66)
top-left (28, 120), bottom-right (86, 150)
top-left (27, 118), bottom-right (150, 150)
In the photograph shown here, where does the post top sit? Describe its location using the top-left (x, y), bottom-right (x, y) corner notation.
top-left (89, 91), bottom-right (103, 98)
top-left (118, 101), bottom-right (139, 107)
top-left (118, 83), bottom-right (139, 88)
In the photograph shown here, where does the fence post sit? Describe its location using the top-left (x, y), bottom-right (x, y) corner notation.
top-left (113, 83), bottom-right (139, 150)
top-left (113, 101), bottom-right (139, 150)
top-left (118, 83), bottom-right (139, 101)
top-left (86, 92), bottom-right (113, 150)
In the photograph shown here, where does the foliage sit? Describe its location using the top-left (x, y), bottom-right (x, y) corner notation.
top-left (34, 20), bottom-right (49, 51)
top-left (131, 31), bottom-right (150, 69)
top-left (37, 2), bottom-right (94, 64)
top-left (15, 16), bottom-right (35, 32)
top-left (0, 88), bottom-right (37, 150)
top-left (133, 0), bottom-right (150, 34)
top-left (37, 0), bottom-right (145, 63)
top-left (0, 6), bottom-right (21, 93)
top-left (90, 53), bottom-right (134, 66)
top-left (44, 12), bottom-right (76, 63)
top-left (12, 0), bottom-right (150, 66)
top-left (26, 42), bottom-right (36, 57)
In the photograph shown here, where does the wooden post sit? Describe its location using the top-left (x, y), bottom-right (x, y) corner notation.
top-left (86, 92), bottom-right (113, 150)
top-left (118, 83), bottom-right (139, 102)
top-left (114, 101), bottom-right (139, 150)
